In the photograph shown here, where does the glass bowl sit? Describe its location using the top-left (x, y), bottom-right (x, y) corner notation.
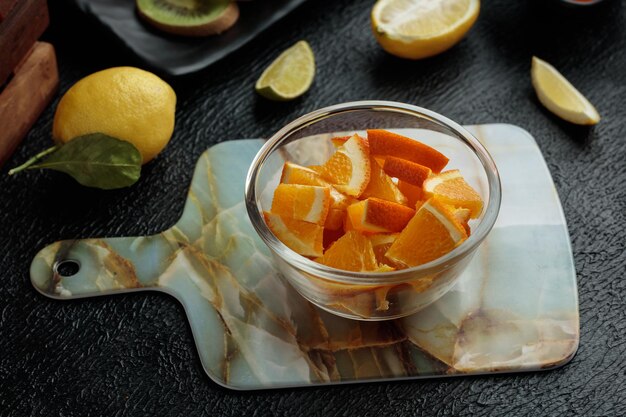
top-left (245, 101), bottom-right (501, 321)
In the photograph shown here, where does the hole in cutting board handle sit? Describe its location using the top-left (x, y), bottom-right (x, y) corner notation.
top-left (54, 260), bottom-right (80, 277)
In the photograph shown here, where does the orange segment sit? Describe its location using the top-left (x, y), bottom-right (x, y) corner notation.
top-left (385, 199), bottom-right (468, 267)
top-left (281, 162), bottom-right (351, 211)
top-left (423, 170), bottom-right (483, 218)
top-left (346, 197), bottom-right (415, 233)
top-left (323, 227), bottom-right (344, 249)
top-left (450, 206), bottom-right (471, 235)
top-left (308, 165), bottom-right (323, 174)
top-left (324, 208), bottom-right (345, 230)
top-left (383, 156), bottom-right (432, 186)
top-left (369, 233), bottom-right (398, 266)
top-left (361, 157), bottom-right (407, 205)
top-left (281, 162), bottom-right (325, 186)
top-left (264, 212), bottom-right (324, 257)
top-left (397, 180), bottom-right (424, 208)
top-left (317, 231), bottom-right (378, 272)
top-left (331, 135), bottom-right (351, 147)
top-left (319, 134), bottom-right (371, 197)
top-left (375, 264), bottom-right (396, 272)
top-left (271, 184), bottom-right (331, 225)
top-left (367, 129), bottom-right (449, 173)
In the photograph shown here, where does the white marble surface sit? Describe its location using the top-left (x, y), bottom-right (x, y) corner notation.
top-left (30, 124), bottom-right (578, 389)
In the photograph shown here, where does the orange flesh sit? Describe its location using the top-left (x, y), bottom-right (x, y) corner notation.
top-left (331, 135), bottom-right (351, 147)
top-left (361, 157), bottom-right (407, 205)
top-left (368, 234), bottom-right (398, 266)
top-left (264, 212), bottom-right (324, 257)
top-left (266, 130), bottom-right (482, 273)
top-left (424, 170), bottom-right (483, 218)
top-left (271, 184), bottom-right (330, 225)
top-left (450, 206), bottom-right (472, 235)
top-left (316, 231), bottom-right (379, 272)
top-left (347, 198), bottom-right (415, 233)
top-left (385, 199), bottom-right (467, 267)
top-left (324, 208), bottom-right (346, 230)
top-left (383, 156), bottom-right (432, 186)
top-left (281, 162), bottom-right (351, 211)
top-left (397, 180), bottom-right (424, 208)
top-left (319, 134), bottom-right (371, 197)
top-left (321, 152), bottom-right (353, 185)
top-left (367, 129), bottom-right (449, 173)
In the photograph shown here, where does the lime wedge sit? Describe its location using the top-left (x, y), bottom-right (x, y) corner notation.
top-left (531, 56), bottom-right (600, 125)
top-left (255, 41), bottom-right (315, 101)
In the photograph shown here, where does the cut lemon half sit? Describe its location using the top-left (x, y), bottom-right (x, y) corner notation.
top-left (531, 56), bottom-right (600, 125)
top-left (371, 0), bottom-right (480, 60)
top-left (255, 40), bottom-right (315, 101)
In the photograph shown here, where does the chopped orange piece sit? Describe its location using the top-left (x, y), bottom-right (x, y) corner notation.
top-left (308, 165), bottom-right (323, 174)
top-left (323, 228), bottom-right (344, 249)
top-left (324, 208), bottom-right (345, 230)
top-left (375, 264), bottom-right (396, 272)
top-left (319, 134), bottom-right (371, 197)
top-left (264, 212), bottom-right (324, 257)
top-left (383, 156), bottom-right (432, 186)
top-left (281, 162), bottom-right (324, 186)
top-left (397, 180), bottom-right (424, 208)
top-left (346, 197), bottom-right (415, 233)
top-left (423, 170), bottom-right (483, 218)
top-left (385, 199), bottom-right (468, 267)
top-left (369, 234), bottom-right (398, 266)
top-left (331, 135), bottom-right (351, 147)
top-left (281, 162), bottom-right (351, 211)
top-left (317, 231), bottom-right (378, 272)
top-left (343, 208), bottom-right (356, 232)
top-left (367, 129), bottom-right (449, 173)
top-left (450, 206), bottom-right (471, 235)
top-left (271, 184), bottom-right (330, 225)
top-left (361, 157), bottom-right (407, 205)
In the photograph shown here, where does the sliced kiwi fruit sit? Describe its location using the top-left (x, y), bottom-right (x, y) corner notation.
top-left (136, 0), bottom-right (239, 37)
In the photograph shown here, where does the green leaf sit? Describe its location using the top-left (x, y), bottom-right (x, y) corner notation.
top-left (29, 133), bottom-right (142, 189)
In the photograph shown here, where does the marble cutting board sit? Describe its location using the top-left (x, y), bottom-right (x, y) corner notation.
top-left (30, 124), bottom-right (579, 390)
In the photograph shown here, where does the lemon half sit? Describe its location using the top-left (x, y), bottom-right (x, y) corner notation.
top-left (371, 0), bottom-right (480, 60)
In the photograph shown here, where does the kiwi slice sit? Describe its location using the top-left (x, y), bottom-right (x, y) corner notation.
top-left (136, 0), bottom-right (239, 37)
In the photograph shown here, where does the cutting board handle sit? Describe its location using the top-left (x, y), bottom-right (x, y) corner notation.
top-left (30, 234), bottom-right (177, 300)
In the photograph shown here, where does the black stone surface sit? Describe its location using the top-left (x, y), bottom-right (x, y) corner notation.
top-left (1, 0), bottom-right (625, 415)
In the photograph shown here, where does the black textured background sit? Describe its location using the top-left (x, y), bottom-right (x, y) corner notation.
top-left (1, 0), bottom-right (625, 416)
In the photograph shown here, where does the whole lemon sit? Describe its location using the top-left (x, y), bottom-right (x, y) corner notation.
top-left (52, 67), bottom-right (176, 164)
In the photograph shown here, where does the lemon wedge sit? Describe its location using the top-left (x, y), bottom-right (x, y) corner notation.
top-left (371, 0), bottom-right (480, 60)
top-left (531, 56), bottom-right (600, 125)
top-left (255, 41), bottom-right (315, 101)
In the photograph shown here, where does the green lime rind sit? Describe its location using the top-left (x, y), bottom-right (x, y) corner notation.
top-left (255, 41), bottom-right (316, 101)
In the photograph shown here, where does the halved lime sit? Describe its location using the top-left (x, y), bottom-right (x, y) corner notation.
top-left (255, 41), bottom-right (315, 101)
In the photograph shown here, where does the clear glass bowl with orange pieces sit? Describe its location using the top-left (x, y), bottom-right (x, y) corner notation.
top-left (245, 101), bottom-right (501, 320)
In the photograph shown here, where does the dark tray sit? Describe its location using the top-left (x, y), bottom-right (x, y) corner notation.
top-left (73, 0), bottom-right (308, 77)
